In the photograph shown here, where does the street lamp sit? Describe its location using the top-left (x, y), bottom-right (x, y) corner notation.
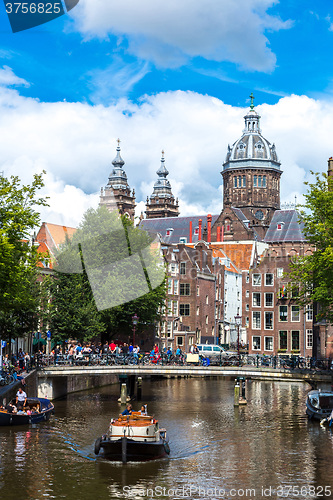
top-left (132, 313), bottom-right (139, 346)
top-left (235, 315), bottom-right (242, 366)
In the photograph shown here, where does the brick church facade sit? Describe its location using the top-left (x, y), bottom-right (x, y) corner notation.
top-left (98, 98), bottom-right (332, 358)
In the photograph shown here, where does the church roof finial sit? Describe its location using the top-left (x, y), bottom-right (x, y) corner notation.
top-left (249, 92), bottom-right (255, 110)
top-left (112, 138), bottom-right (125, 168)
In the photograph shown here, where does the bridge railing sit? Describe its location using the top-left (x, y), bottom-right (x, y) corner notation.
top-left (32, 352), bottom-right (333, 374)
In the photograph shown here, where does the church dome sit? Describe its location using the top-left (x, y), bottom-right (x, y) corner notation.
top-left (223, 103), bottom-right (280, 171)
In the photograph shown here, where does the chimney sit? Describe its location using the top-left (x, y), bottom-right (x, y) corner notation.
top-left (207, 214), bottom-right (212, 243)
top-left (217, 226), bottom-right (221, 242)
top-left (198, 219), bottom-right (202, 241)
top-left (189, 220), bottom-right (192, 243)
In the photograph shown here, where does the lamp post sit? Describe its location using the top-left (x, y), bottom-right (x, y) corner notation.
top-left (235, 315), bottom-right (242, 366)
top-left (132, 313), bottom-right (139, 346)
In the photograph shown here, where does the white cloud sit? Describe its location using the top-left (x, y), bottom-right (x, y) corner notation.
top-left (0, 71), bottom-right (333, 228)
top-left (70, 0), bottom-right (292, 71)
top-left (0, 66), bottom-right (30, 87)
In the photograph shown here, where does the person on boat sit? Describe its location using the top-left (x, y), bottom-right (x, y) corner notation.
top-left (121, 404), bottom-right (132, 416)
top-left (5, 402), bottom-right (17, 413)
top-left (140, 405), bottom-right (147, 415)
top-left (16, 387), bottom-right (27, 410)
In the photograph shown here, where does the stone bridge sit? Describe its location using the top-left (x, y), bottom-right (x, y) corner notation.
top-left (37, 365), bottom-right (332, 400)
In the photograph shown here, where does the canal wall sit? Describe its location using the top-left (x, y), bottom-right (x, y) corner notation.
top-left (37, 372), bottom-right (119, 400)
top-left (0, 370), bottom-right (38, 405)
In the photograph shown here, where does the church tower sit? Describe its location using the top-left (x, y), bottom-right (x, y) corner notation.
top-left (99, 140), bottom-right (136, 220)
top-left (221, 94), bottom-right (282, 238)
top-left (145, 151), bottom-right (179, 219)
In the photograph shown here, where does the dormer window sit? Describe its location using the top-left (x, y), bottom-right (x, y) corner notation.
top-left (194, 227), bottom-right (199, 235)
top-left (277, 222), bottom-right (284, 230)
top-left (166, 228), bottom-right (173, 236)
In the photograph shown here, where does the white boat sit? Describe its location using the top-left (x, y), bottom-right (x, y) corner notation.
top-left (306, 389), bottom-right (333, 421)
top-left (94, 411), bottom-right (170, 462)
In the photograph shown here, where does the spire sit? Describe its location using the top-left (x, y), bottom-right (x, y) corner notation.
top-left (149, 150), bottom-right (173, 198)
top-left (112, 138), bottom-right (125, 168)
top-left (145, 150), bottom-right (179, 218)
top-left (107, 139), bottom-right (128, 189)
top-left (249, 92), bottom-right (255, 110)
top-left (156, 150), bottom-right (169, 178)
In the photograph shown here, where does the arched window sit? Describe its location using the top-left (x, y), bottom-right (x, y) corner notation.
top-left (242, 175), bottom-right (246, 187)
top-left (262, 176), bottom-right (266, 188)
top-left (253, 175), bottom-right (257, 187)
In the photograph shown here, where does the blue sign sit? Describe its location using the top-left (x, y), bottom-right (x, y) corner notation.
top-left (1, 341), bottom-right (6, 349)
top-left (47, 330), bottom-right (51, 340)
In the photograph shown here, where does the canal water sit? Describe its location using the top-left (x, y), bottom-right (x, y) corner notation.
top-left (0, 377), bottom-right (333, 500)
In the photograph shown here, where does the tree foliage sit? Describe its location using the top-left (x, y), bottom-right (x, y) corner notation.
top-left (289, 172), bottom-right (333, 323)
top-left (48, 206), bottom-right (166, 344)
top-left (0, 172), bottom-right (48, 341)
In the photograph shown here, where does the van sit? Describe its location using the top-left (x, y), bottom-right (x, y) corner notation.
top-left (196, 344), bottom-right (226, 356)
top-left (196, 344), bottom-right (237, 357)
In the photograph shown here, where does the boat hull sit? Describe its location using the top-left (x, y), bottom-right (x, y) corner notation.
top-left (306, 390), bottom-right (333, 421)
top-left (0, 398), bottom-right (54, 426)
top-left (98, 437), bottom-right (169, 461)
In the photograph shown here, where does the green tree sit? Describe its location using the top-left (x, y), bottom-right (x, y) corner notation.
top-left (48, 206), bottom-right (166, 344)
top-left (0, 172), bottom-right (48, 345)
top-left (289, 172), bottom-right (333, 323)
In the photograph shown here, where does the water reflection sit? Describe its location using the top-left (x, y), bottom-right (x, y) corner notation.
top-left (0, 378), bottom-right (332, 499)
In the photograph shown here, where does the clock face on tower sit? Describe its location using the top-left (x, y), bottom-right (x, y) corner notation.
top-left (255, 210), bottom-right (264, 220)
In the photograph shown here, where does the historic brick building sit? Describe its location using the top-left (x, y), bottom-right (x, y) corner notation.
top-left (244, 210), bottom-right (314, 356)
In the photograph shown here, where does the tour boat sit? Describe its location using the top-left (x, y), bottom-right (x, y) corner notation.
top-left (94, 411), bottom-right (170, 462)
top-left (306, 389), bottom-right (333, 421)
top-left (0, 397), bottom-right (54, 426)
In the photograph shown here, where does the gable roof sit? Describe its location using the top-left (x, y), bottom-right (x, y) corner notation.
top-left (264, 210), bottom-right (305, 243)
top-left (36, 222), bottom-right (77, 268)
top-left (210, 242), bottom-right (256, 271)
top-left (139, 215), bottom-right (219, 244)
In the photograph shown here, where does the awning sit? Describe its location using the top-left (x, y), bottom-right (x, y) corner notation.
top-left (33, 338), bottom-right (47, 346)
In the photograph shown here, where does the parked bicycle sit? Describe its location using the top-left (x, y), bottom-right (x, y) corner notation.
top-left (0, 370), bottom-right (15, 386)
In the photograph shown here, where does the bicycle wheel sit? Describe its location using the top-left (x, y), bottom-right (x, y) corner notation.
top-left (5, 375), bottom-right (14, 385)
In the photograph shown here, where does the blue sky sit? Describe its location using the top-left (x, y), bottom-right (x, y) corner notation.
top-left (0, 0), bottom-right (333, 225)
top-left (1, 0), bottom-right (332, 105)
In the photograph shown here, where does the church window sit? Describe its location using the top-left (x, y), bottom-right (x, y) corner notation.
top-left (253, 175), bottom-right (257, 187)
top-left (238, 176), bottom-right (242, 187)
top-left (263, 176), bottom-right (267, 188)
top-left (258, 176), bottom-right (262, 187)
top-left (242, 175), bottom-right (246, 187)
top-left (234, 177), bottom-right (237, 188)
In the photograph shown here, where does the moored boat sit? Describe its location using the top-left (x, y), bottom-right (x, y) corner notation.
top-left (94, 411), bottom-right (170, 462)
top-left (306, 389), bottom-right (333, 421)
top-left (0, 397), bottom-right (54, 426)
